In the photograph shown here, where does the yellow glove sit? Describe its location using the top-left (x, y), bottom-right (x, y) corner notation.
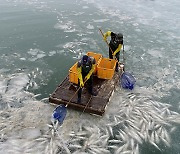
top-left (85, 74), bottom-right (91, 81)
top-left (80, 80), bottom-right (84, 88)
top-left (103, 31), bottom-right (111, 41)
top-left (112, 53), bottom-right (116, 59)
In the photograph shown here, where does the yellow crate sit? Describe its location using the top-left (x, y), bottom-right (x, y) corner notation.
top-left (87, 51), bottom-right (102, 74)
top-left (97, 58), bottom-right (117, 79)
top-left (69, 62), bottom-right (78, 84)
top-left (69, 52), bottom-right (103, 84)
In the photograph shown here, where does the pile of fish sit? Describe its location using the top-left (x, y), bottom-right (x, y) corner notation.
top-left (62, 93), bottom-right (180, 154)
top-left (0, 72), bottom-right (180, 154)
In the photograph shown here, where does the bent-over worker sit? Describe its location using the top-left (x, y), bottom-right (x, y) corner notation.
top-left (103, 31), bottom-right (123, 72)
top-left (77, 55), bottom-right (97, 103)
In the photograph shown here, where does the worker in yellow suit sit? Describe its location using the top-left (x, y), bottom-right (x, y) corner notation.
top-left (77, 55), bottom-right (97, 103)
top-left (103, 31), bottom-right (123, 72)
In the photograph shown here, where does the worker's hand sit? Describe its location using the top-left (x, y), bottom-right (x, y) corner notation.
top-left (112, 52), bottom-right (115, 57)
top-left (103, 36), bottom-right (107, 41)
top-left (85, 74), bottom-right (90, 81)
top-left (112, 53), bottom-right (116, 59)
top-left (80, 80), bottom-right (84, 88)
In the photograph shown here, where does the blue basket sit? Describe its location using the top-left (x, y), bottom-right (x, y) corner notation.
top-left (121, 72), bottom-right (136, 90)
top-left (52, 104), bottom-right (67, 124)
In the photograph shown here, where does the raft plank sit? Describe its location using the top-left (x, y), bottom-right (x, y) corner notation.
top-left (49, 73), bottom-right (119, 116)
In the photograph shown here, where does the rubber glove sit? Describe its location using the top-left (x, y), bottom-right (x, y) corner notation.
top-left (80, 80), bottom-right (84, 88)
top-left (112, 53), bottom-right (116, 59)
top-left (85, 74), bottom-right (91, 81)
top-left (103, 36), bottom-right (107, 41)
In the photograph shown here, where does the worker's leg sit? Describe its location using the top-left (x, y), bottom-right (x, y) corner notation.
top-left (115, 52), bottom-right (120, 72)
top-left (109, 48), bottom-right (113, 59)
top-left (87, 76), bottom-right (97, 96)
top-left (77, 80), bottom-right (82, 103)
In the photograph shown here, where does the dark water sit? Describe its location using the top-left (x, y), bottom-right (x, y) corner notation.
top-left (0, 0), bottom-right (180, 153)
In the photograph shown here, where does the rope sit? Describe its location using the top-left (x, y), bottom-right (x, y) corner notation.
top-left (81, 95), bottom-right (93, 116)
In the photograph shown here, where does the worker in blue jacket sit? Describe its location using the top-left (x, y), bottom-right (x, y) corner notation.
top-left (77, 55), bottom-right (97, 103)
top-left (103, 31), bottom-right (123, 72)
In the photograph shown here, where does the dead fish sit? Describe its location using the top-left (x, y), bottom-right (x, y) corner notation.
top-left (134, 144), bottom-right (139, 154)
top-left (154, 130), bottom-right (160, 144)
top-left (69, 131), bottom-right (76, 137)
top-left (115, 145), bottom-right (126, 154)
top-left (170, 126), bottom-right (176, 133)
top-left (150, 131), bottom-right (155, 143)
top-left (163, 128), bottom-right (171, 144)
top-left (41, 97), bottom-right (49, 101)
top-left (100, 135), bottom-right (109, 147)
top-left (76, 131), bottom-right (88, 136)
top-left (87, 149), bottom-right (98, 154)
top-left (121, 150), bottom-right (134, 154)
top-left (126, 119), bottom-right (140, 131)
top-left (35, 137), bottom-right (47, 142)
top-left (115, 143), bottom-right (129, 154)
top-left (108, 145), bottom-right (117, 149)
top-left (149, 140), bottom-right (161, 151)
top-left (128, 129), bottom-right (143, 144)
top-left (107, 126), bottom-right (114, 137)
top-left (109, 139), bottom-right (123, 144)
top-left (89, 147), bottom-right (110, 154)
top-left (140, 122), bottom-right (146, 133)
top-left (117, 130), bottom-right (128, 142)
top-left (129, 138), bottom-right (135, 150)
top-left (76, 136), bottom-right (87, 140)
top-left (160, 137), bottom-right (170, 147)
top-left (69, 144), bottom-right (82, 149)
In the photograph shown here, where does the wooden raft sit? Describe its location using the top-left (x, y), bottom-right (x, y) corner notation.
top-left (49, 73), bottom-right (119, 116)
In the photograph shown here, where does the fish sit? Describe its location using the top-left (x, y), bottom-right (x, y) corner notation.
top-left (107, 126), bottom-right (114, 137)
top-left (149, 140), bottom-right (161, 151)
top-left (115, 144), bottom-right (126, 154)
top-left (115, 143), bottom-right (129, 154)
top-left (127, 128), bottom-right (143, 144)
top-left (134, 144), bottom-right (139, 154)
top-left (170, 126), bottom-right (176, 133)
top-left (89, 147), bottom-right (110, 154)
top-left (163, 128), bottom-right (171, 144)
top-left (108, 145), bottom-right (117, 149)
top-left (69, 144), bottom-right (82, 149)
top-left (87, 149), bottom-right (98, 154)
top-left (154, 130), bottom-right (160, 144)
top-left (109, 139), bottom-right (123, 144)
top-left (129, 138), bottom-right (135, 150)
top-left (160, 137), bottom-right (170, 147)
top-left (76, 136), bottom-right (87, 140)
top-left (126, 119), bottom-right (140, 131)
top-left (100, 135), bottom-right (109, 147)
top-left (116, 130), bottom-right (126, 141)
top-left (150, 131), bottom-right (155, 143)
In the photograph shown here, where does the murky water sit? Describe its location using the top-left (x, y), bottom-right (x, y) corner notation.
top-left (0, 0), bottom-right (180, 153)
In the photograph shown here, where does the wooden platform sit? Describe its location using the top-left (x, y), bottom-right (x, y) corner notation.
top-left (49, 73), bottom-right (119, 116)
